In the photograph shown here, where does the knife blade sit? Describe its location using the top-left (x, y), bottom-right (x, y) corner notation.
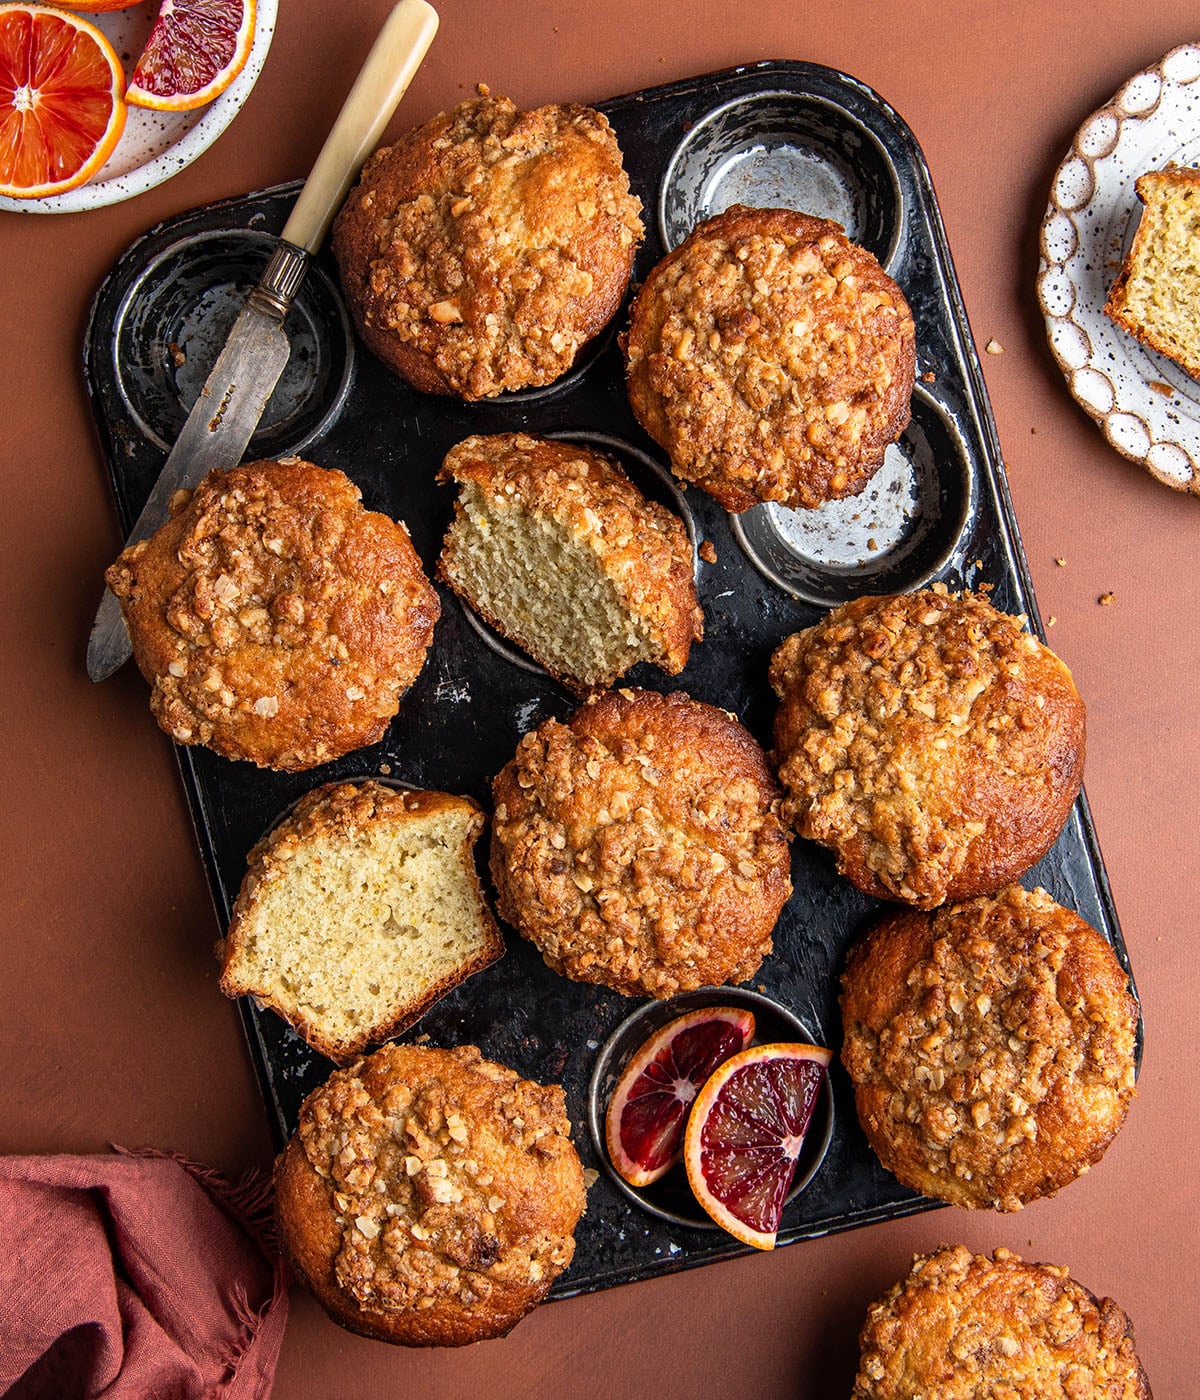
top-left (86, 0), bottom-right (440, 683)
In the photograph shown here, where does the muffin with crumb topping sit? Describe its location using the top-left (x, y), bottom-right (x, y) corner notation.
top-left (332, 90), bottom-right (644, 400)
top-left (769, 587), bottom-right (1085, 907)
top-left (104, 457), bottom-right (439, 772)
top-left (274, 1042), bottom-right (586, 1346)
top-left (490, 687), bottom-right (792, 998)
top-left (853, 1246), bottom-right (1152, 1398)
top-left (623, 205), bottom-right (915, 511)
top-left (840, 884), bottom-right (1139, 1211)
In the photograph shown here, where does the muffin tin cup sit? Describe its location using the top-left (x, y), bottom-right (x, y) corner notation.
top-left (84, 61), bottom-right (1136, 1300)
top-left (108, 228), bottom-right (355, 460)
top-left (659, 89), bottom-right (905, 272)
top-left (729, 386), bottom-right (975, 607)
top-left (587, 988), bottom-right (834, 1231)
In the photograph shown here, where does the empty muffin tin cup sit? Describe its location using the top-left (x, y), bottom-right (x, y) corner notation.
top-left (110, 228), bottom-right (356, 458)
top-left (659, 89), bottom-right (904, 269)
top-left (587, 987), bottom-right (834, 1231)
top-left (730, 387), bottom-right (974, 607)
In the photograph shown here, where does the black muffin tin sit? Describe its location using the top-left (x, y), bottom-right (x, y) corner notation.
top-left (84, 61), bottom-right (1139, 1298)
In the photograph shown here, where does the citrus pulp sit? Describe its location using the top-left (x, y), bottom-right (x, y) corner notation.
top-left (127, 0), bottom-right (255, 111)
top-left (684, 1041), bottom-right (831, 1249)
top-left (0, 2), bottom-right (126, 198)
top-left (605, 1005), bottom-right (755, 1187)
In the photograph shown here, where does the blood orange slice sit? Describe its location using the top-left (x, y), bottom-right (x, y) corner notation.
top-left (605, 1006), bottom-right (756, 1187)
top-left (0, 2), bottom-right (126, 199)
top-left (684, 1041), bottom-right (831, 1250)
top-left (126, 0), bottom-right (256, 112)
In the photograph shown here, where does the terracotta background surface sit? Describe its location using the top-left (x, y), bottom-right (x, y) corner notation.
top-left (1, 1), bottom-right (1196, 1395)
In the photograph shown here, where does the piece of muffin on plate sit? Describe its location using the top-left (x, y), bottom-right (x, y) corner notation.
top-left (769, 586), bottom-right (1086, 908)
top-left (275, 1043), bottom-right (586, 1346)
top-left (105, 457), bottom-right (439, 772)
top-left (332, 90), bottom-right (644, 399)
top-left (1105, 165), bottom-right (1200, 380)
top-left (437, 432), bottom-right (702, 694)
top-left (219, 780), bottom-right (503, 1064)
top-left (490, 687), bottom-right (792, 998)
top-left (623, 204), bottom-right (915, 512)
top-left (853, 1246), bottom-right (1152, 1399)
top-left (840, 884), bottom-right (1139, 1211)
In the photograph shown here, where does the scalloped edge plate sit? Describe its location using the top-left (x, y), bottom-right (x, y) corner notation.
top-left (1037, 41), bottom-right (1200, 494)
top-left (0, 0), bottom-right (277, 214)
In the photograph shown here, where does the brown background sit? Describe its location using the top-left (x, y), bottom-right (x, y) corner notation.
top-left (1, 1), bottom-right (1196, 1395)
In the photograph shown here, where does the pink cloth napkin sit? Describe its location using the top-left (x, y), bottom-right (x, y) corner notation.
top-left (0, 1146), bottom-right (288, 1399)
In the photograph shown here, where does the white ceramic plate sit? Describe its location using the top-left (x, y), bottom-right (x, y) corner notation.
top-left (1038, 41), bottom-right (1200, 494)
top-left (0, 0), bottom-right (277, 214)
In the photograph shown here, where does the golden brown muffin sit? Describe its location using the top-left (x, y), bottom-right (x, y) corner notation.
top-left (852, 1246), bottom-right (1152, 1398)
top-left (332, 91), bottom-right (644, 400)
top-left (490, 687), bottom-right (792, 998)
top-left (840, 885), bottom-right (1139, 1211)
top-left (437, 433), bottom-right (702, 694)
top-left (219, 781), bottom-right (504, 1063)
top-left (1105, 166), bottom-right (1200, 381)
top-left (274, 1043), bottom-right (586, 1347)
top-left (769, 587), bottom-right (1086, 907)
top-left (106, 458), bottom-right (439, 772)
top-left (623, 205), bottom-right (915, 512)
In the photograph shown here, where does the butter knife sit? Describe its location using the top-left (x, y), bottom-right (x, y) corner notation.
top-left (86, 0), bottom-right (439, 683)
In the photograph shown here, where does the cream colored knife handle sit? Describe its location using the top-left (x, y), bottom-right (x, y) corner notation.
top-left (281, 0), bottom-right (439, 254)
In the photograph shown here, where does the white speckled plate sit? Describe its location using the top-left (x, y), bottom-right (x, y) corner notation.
top-left (1038, 41), bottom-right (1200, 494)
top-left (0, 0), bottom-right (276, 214)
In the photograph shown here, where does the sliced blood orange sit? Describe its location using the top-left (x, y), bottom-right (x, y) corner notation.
top-left (684, 1041), bottom-right (831, 1250)
top-left (126, 0), bottom-right (256, 112)
top-left (605, 1006), bottom-right (756, 1187)
top-left (0, 2), bottom-right (126, 199)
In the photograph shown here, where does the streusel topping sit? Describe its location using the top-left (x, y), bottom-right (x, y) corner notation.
top-left (853, 1246), bottom-right (1150, 1398)
top-left (298, 1045), bottom-right (581, 1316)
top-left (491, 689), bottom-right (792, 998)
top-left (624, 206), bottom-right (915, 510)
top-left (841, 885), bottom-right (1139, 1210)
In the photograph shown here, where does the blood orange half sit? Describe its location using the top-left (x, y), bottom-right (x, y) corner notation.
top-left (126, 0), bottom-right (256, 112)
top-left (605, 1005), bottom-right (756, 1188)
top-left (684, 1041), bottom-right (831, 1250)
top-left (0, 2), bottom-right (126, 199)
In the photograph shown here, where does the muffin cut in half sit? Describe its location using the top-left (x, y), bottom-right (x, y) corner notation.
top-left (438, 433), bottom-right (703, 694)
top-left (1105, 166), bottom-right (1200, 382)
top-left (219, 781), bottom-right (504, 1063)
